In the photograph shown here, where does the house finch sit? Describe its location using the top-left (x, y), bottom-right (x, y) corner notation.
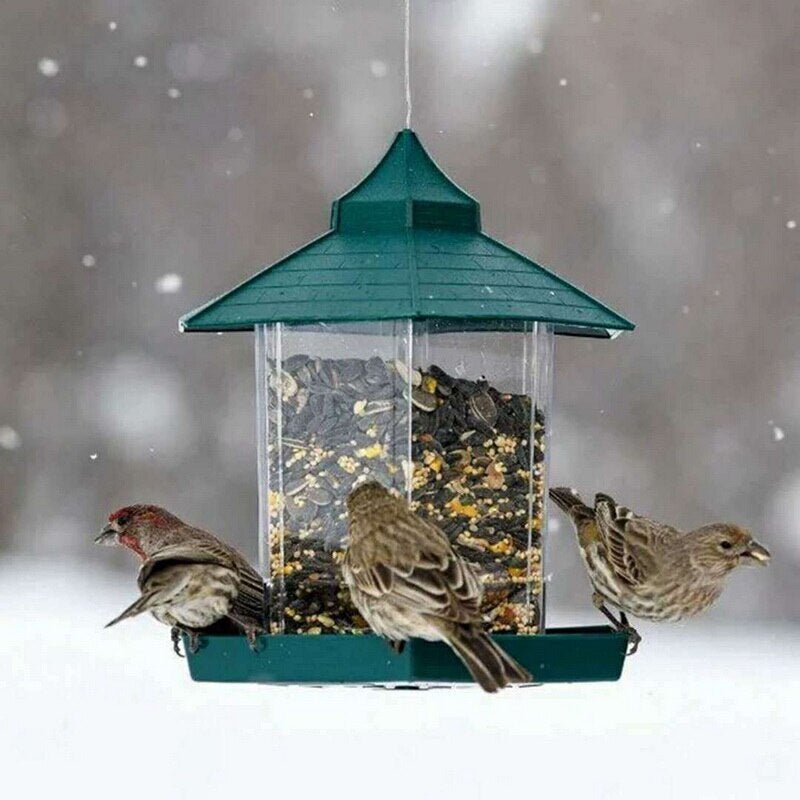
top-left (95, 504), bottom-right (267, 655)
top-left (343, 481), bottom-right (532, 692)
top-left (549, 487), bottom-right (771, 654)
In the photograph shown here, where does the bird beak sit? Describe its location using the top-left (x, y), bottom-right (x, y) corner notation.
top-left (94, 524), bottom-right (119, 546)
top-left (742, 542), bottom-right (771, 565)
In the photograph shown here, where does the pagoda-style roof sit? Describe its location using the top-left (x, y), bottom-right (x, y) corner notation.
top-left (181, 130), bottom-right (633, 338)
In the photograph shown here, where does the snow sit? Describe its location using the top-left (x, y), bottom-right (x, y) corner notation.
top-left (0, 425), bottom-right (21, 450)
top-left (37, 57), bottom-right (59, 77)
top-left (559, 77), bottom-right (568, 86)
top-left (2, 556), bottom-right (797, 800)
top-left (155, 273), bottom-right (183, 294)
top-left (81, 254), bottom-right (96, 268)
top-left (134, 56), bottom-right (148, 68)
top-left (787, 219), bottom-right (797, 229)
top-left (773, 425), bottom-right (786, 442)
top-left (108, 21), bottom-right (117, 31)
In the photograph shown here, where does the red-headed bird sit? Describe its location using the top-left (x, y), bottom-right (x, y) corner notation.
top-left (96, 504), bottom-right (266, 655)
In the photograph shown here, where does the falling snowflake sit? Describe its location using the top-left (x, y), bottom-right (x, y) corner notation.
top-left (787, 220), bottom-right (797, 230)
top-left (108, 21), bottom-right (118, 31)
top-left (227, 127), bottom-right (243, 142)
top-left (772, 425), bottom-right (786, 442)
top-left (591, 12), bottom-right (602, 23)
top-left (0, 426), bottom-right (22, 450)
top-left (134, 56), bottom-right (148, 68)
top-left (559, 78), bottom-right (568, 86)
top-left (89, 453), bottom-right (98, 461)
top-left (369, 60), bottom-right (388, 78)
top-left (38, 58), bottom-right (60, 77)
top-left (681, 305), bottom-right (690, 315)
top-left (302, 88), bottom-right (314, 100)
top-left (155, 273), bottom-right (183, 294)
top-left (167, 87), bottom-right (181, 99)
top-left (82, 254), bottom-right (96, 268)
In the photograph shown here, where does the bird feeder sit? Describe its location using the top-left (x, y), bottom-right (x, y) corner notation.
top-left (180, 130), bottom-right (634, 686)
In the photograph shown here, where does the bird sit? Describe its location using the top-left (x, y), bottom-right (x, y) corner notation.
top-left (549, 487), bottom-right (771, 654)
top-left (95, 504), bottom-right (267, 655)
top-left (343, 481), bottom-right (532, 692)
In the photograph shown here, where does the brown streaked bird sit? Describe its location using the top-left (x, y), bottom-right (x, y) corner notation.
top-left (549, 487), bottom-right (771, 654)
top-left (343, 481), bottom-right (532, 692)
top-left (95, 504), bottom-right (267, 655)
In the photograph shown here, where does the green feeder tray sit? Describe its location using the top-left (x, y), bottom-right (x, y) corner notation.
top-left (184, 627), bottom-right (629, 686)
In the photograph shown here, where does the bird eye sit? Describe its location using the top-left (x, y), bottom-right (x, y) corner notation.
top-left (720, 540), bottom-right (732, 550)
top-left (117, 514), bottom-right (130, 526)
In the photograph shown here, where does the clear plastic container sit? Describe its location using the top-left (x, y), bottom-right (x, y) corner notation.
top-left (255, 320), bottom-right (553, 636)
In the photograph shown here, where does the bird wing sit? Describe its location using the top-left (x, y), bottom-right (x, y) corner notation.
top-left (139, 536), bottom-right (266, 632)
top-left (138, 540), bottom-right (236, 589)
top-left (593, 493), bottom-right (660, 587)
top-left (345, 501), bottom-right (483, 625)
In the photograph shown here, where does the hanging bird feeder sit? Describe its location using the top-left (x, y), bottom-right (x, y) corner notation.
top-left (179, 129), bottom-right (634, 686)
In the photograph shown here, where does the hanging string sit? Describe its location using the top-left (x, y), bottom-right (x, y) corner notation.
top-left (404, 0), bottom-right (412, 129)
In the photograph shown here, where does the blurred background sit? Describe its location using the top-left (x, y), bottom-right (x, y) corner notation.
top-left (1, 3), bottom-right (798, 797)
top-left (2, 0), bottom-right (797, 621)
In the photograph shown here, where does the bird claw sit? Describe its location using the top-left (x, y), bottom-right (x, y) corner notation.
top-left (170, 627), bottom-right (185, 658)
top-left (623, 626), bottom-right (642, 656)
top-left (388, 639), bottom-right (406, 655)
top-left (245, 628), bottom-right (261, 653)
top-left (187, 630), bottom-right (202, 654)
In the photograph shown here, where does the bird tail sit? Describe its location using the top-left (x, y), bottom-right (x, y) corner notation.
top-left (549, 487), bottom-right (594, 523)
top-left (104, 594), bottom-right (156, 628)
top-left (435, 622), bottom-right (532, 693)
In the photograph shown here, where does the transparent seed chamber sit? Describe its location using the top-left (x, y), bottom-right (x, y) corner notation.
top-left (256, 319), bottom-right (554, 637)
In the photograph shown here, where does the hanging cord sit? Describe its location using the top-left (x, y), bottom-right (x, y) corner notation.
top-left (404, 0), bottom-right (412, 129)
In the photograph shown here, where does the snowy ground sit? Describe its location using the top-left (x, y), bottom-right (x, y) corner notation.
top-left (2, 556), bottom-right (798, 800)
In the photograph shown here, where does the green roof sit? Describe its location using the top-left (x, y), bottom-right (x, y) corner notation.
top-left (181, 130), bottom-right (633, 337)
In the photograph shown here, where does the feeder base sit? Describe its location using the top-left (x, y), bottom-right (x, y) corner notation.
top-left (184, 626), bottom-right (628, 686)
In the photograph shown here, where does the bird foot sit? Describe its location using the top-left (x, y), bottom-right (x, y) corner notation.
top-left (170, 627), bottom-right (184, 658)
top-left (623, 625), bottom-right (642, 656)
top-left (187, 630), bottom-right (202, 654)
top-left (245, 627), bottom-right (261, 653)
top-left (388, 639), bottom-right (406, 655)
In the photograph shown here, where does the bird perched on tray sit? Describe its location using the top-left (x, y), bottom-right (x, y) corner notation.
top-left (343, 481), bottom-right (532, 692)
top-left (95, 504), bottom-right (267, 656)
top-left (549, 487), bottom-right (771, 654)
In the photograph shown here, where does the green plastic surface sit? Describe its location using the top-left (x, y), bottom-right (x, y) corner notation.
top-left (184, 627), bottom-right (628, 686)
top-left (180, 130), bottom-right (633, 338)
